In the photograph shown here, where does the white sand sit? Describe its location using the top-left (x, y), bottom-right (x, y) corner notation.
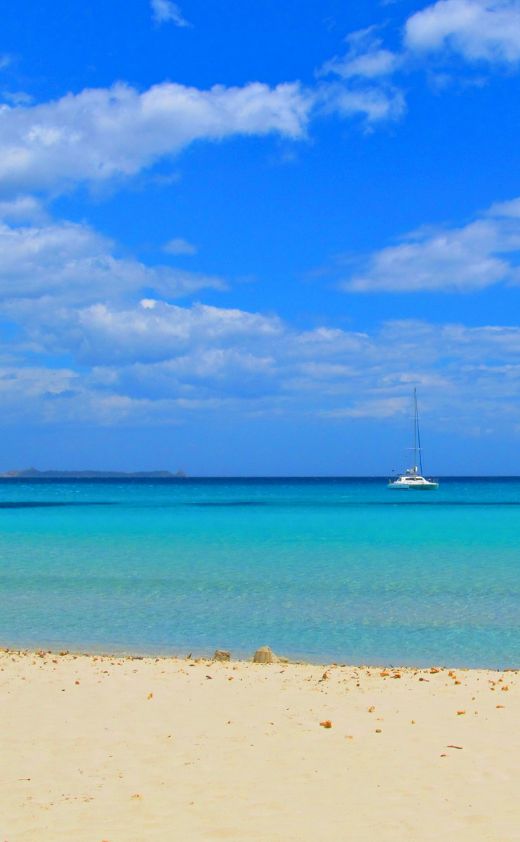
top-left (1, 649), bottom-right (519, 841)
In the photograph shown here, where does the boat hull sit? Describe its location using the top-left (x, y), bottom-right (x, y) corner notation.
top-left (388, 481), bottom-right (438, 490)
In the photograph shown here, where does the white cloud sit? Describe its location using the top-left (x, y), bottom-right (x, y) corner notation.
top-left (405, 0), bottom-right (520, 63)
top-left (0, 194), bottom-right (46, 222)
top-left (316, 1), bottom-right (520, 131)
top-left (34, 299), bottom-right (283, 365)
top-left (0, 193), bottom-right (518, 429)
top-left (1, 206), bottom-right (520, 433)
top-left (4, 306), bottom-right (520, 429)
top-left (6, 6), bottom-right (512, 204)
top-left (120, 348), bottom-right (278, 403)
top-left (0, 80), bottom-right (311, 195)
top-left (320, 27), bottom-right (402, 79)
top-left (488, 196), bottom-right (520, 217)
top-left (0, 214), bottom-right (225, 303)
top-left (318, 82), bottom-right (406, 123)
top-left (0, 69), bottom-right (418, 199)
top-left (317, 27), bottom-right (406, 124)
top-left (163, 237), bottom-right (197, 255)
top-left (0, 364), bottom-right (80, 422)
top-left (151, 0), bottom-right (190, 27)
top-left (342, 197), bottom-right (520, 292)
top-left (1, 13), bottom-right (518, 436)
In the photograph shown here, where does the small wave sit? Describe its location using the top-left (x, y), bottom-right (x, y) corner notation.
top-left (188, 500), bottom-right (520, 508)
top-left (191, 501), bottom-right (268, 508)
top-left (0, 501), bottom-right (115, 509)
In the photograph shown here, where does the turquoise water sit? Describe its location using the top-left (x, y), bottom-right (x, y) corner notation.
top-left (0, 478), bottom-right (519, 668)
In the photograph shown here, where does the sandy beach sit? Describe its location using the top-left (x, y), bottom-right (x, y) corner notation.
top-left (1, 648), bottom-right (518, 841)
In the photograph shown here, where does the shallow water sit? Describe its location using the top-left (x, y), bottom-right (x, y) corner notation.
top-left (0, 477), bottom-right (519, 667)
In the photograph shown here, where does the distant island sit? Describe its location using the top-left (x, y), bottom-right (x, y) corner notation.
top-left (0, 468), bottom-right (187, 479)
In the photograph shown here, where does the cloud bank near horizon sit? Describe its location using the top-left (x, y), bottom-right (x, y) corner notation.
top-left (1, 195), bottom-right (520, 431)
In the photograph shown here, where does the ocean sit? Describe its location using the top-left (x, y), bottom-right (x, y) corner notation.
top-left (0, 477), bottom-right (519, 668)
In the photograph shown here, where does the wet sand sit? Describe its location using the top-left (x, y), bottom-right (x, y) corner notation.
top-left (1, 649), bottom-right (518, 841)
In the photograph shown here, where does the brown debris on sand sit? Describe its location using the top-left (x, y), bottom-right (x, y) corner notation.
top-left (213, 650), bottom-right (231, 662)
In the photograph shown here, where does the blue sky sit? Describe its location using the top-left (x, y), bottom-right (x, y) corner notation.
top-left (1, 0), bottom-right (520, 474)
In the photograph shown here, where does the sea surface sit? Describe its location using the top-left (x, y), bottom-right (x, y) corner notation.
top-left (0, 477), bottom-right (519, 668)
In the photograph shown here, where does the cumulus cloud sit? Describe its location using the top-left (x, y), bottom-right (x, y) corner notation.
top-left (0, 11), bottom-right (518, 437)
top-left (4, 5), bottom-right (514, 204)
top-left (317, 1), bottom-right (520, 129)
top-left (0, 203), bottom-right (516, 428)
top-left (0, 196), bottom-right (518, 429)
top-left (4, 302), bottom-right (520, 428)
top-left (150, 0), bottom-right (190, 27)
top-left (0, 80), bottom-right (311, 195)
top-left (405, 0), bottom-right (520, 63)
top-left (0, 213), bottom-right (225, 303)
top-left (0, 4), bottom-right (515, 209)
top-left (0, 67), bottom-right (419, 200)
top-left (6, 12), bottom-right (493, 206)
top-left (342, 197), bottom-right (520, 292)
top-left (15, 299), bottom-right (283, 366)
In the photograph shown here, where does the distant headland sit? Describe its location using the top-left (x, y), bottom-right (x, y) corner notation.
top-left (0, 468), bottom-right (187, 479)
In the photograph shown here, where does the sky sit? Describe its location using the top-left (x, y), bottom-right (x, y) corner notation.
top-left (1, 0), bottom-right (520, 475)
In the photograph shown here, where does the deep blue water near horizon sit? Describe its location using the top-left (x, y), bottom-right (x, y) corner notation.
top-left (0, 477), bottom-right (519, 668)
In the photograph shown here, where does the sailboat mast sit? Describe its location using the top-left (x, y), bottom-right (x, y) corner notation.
top-left (413, 388), bottom-right (418, 472)
top-left (414, 388), bottom-right (424, 475)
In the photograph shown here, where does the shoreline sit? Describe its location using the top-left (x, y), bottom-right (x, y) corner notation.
top-left (2, 643), bottom-right (519, 672)
top-left (2, 647), bottom-right (519, 840)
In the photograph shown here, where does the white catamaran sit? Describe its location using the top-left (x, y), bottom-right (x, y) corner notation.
top-left (388, 389), bottom-right (439, 490)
